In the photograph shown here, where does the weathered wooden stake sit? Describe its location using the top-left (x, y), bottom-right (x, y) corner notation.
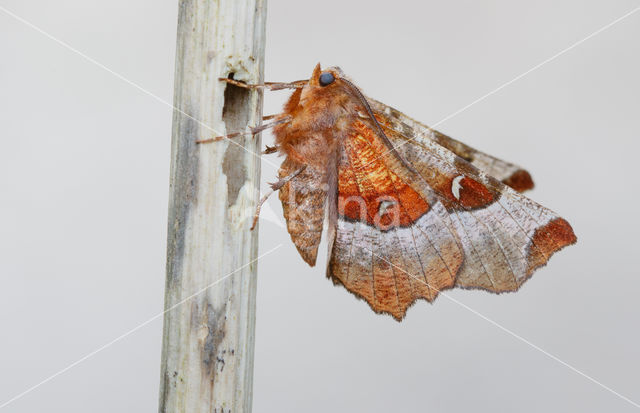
top-left (159, 1), bottom-right (266, 412)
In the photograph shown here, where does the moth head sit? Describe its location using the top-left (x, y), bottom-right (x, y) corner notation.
top-left (307, 63), bottom-right (343, 88)
top-left (293, 64), bottom-right (349, 122)
top-left (287, 64), bottom-right (368, 134)
top-left (300, 63), bottom-right (352, 110)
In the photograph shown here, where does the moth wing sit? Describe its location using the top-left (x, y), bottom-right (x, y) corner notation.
top-left (327, 111), bottom-right (576, 320)
top-left (327, 120), bottom-right (463, 320)
top-left (369, 98), bottom-right (534, 192)
top-left (278, 157), bottom-right (327, 266)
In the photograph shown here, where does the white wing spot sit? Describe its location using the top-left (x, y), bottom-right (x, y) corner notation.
top-left (378, 200), bottom-right (396, 216)
top-left (356, 110), bottom-right (368, 119)
top-left (452, 175), bottom-right (465, 200)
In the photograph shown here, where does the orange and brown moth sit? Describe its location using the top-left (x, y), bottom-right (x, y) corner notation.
top-left (202, 63), bottom-right (577, 320)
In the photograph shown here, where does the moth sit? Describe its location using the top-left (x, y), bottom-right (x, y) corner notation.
top-left (202, 63), bottom-right (577, 320)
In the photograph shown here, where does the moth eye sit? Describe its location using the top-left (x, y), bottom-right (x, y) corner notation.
top-left (319, 72), bottom-right (335, 86)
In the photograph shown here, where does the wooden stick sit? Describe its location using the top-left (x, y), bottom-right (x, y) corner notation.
top-left (159, 1), bottom-right (266, 412)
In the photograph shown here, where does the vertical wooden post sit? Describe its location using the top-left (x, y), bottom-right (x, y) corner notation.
top-left (159, 1), bottom-right (266, 412)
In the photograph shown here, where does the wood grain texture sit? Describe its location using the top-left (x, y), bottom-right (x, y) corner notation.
top-left (159, 1), bottom-right (266, 412)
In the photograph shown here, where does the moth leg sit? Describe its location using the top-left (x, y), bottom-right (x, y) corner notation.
top-left (196, 115), bottom-right (291, 144)
top-left (220, 78), bottom-right (306, 91)
top-left (250, 165), bottom-right (307, 230)
top-left (263, 145), bottom-right (278, 155)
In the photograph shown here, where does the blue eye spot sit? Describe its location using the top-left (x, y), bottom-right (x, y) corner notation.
top-left (319, 72), bottom-right (335, 86)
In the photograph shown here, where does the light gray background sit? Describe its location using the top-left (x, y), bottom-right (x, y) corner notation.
top-left (1, 1), bottom-right (639, 412)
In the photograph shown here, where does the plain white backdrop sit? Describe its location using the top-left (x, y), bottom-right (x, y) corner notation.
top-left (1, 1), bottom-right (639, 412)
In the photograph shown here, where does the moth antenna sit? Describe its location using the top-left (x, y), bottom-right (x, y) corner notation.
top-left (341, 78), bottom-right (416, 173)
top-left (250, 165), bottom-right (307, 230)
top-left (196, 115), bottom-right (291, 144)
top-left (220, 78), bottom-right (306, 91)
